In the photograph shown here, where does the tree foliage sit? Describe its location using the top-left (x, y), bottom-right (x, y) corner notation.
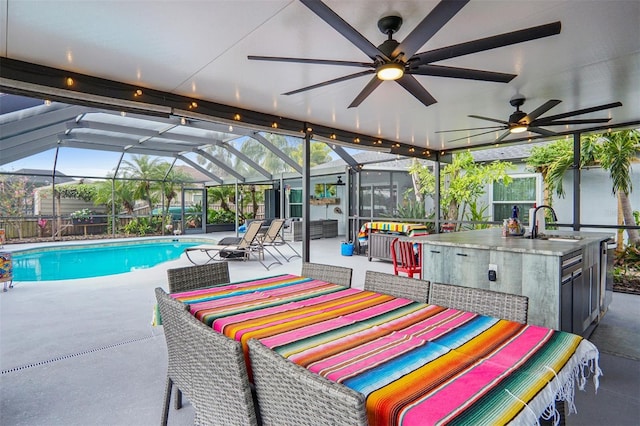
top-left (120, 155), bottom-right (164, 210)
top-left (54, 183), bottom-right (97, 202)
top-left (0, 176), bottom-right (31, 238)
top-left (408, 152), bottom-right (513, 226)
top-left (526, 130), bottom-right (639, 245)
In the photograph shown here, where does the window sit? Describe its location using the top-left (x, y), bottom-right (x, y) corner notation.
top-left (492, 174), bottom-right (540, 221)
top-left (289, 189), bottom-right (302, 218)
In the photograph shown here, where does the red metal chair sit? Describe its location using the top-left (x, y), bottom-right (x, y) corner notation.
top-left (390, 237), bottom-right (422, 279)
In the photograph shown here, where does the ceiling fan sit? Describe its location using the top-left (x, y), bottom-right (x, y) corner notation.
top-left (248, 0), bottom-right (561, 108)
top-left (437, 95), bottom-right (623, 143)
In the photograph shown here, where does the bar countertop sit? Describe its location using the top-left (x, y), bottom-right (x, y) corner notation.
top-left (410, 228), bottom-right (614, 256)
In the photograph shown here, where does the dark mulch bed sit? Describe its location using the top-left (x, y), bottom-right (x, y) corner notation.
top-left (614, 274), bottom-right (640, 295)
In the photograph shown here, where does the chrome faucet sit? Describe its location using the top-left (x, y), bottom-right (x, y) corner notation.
top-left (531, 205), bottom-right (558, 239)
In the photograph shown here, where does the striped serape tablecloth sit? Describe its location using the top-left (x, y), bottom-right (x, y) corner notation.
top-left (358, 222), bottom-right (429, 243)
top-left (173, 274), bottom-right (600, 426)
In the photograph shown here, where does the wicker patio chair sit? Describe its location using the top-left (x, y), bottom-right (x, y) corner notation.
top-left (300, 262), bottom-right (352, 287)
top-left (247, 338), bottom-right (367, 426)
top-left (364, 270), bottom-right (429, 303)
top-left (428, 282), bottom-right (529, 323)
top-left (167, 262), bottom-right (230, 293)
top-left (180, 309), bottom-right (259, 426)
top-left (155, 287), bottom-right (191, 426)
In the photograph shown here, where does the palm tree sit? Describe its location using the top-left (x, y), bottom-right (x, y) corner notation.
top-left (94, 178), bottom-right (136, 214)
top-left (527, 130), bottom-right (639, 245)
top-left (120, 155), bottom-right (163, 212)
top-left (290, 142), bottom-right (333, 166)
top-left (156, 164), bottom-right (192, 213)
top-left (589, 130), bottom-right (639, 245)
top-left (208, 185), bottom-right (235, 212)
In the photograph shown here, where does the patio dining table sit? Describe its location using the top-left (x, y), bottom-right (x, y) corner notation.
top-left (171, 274), bottom-right (601, 426)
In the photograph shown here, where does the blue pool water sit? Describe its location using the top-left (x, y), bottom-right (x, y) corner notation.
top-left (12, 240), bottom-right (200, 281)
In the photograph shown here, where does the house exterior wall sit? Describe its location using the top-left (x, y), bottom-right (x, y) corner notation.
top-left (552, 163), bottom-right (639, 228)
top-left (445, 162), bottom-right (638, 232)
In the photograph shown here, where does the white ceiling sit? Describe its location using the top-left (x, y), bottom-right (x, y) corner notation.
top-left (1, 0), bottom-right (639, 153)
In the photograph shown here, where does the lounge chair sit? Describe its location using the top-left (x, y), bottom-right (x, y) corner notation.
top-left (257, 218), bottom-right (301, 262)
top-left (184, 221), bottom-right (280, 270)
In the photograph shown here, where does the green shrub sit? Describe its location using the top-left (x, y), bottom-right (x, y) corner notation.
top-left (208, 209), bottom-right (235, 224)
top-left (123, 216), bottom-right (162, 236)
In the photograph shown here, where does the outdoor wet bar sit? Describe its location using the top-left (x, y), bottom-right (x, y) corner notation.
top-left (414, 228), bottom-right (614, 336)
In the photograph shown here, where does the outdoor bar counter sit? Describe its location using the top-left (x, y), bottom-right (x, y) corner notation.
top-left (412, 228), bottom-right (614, 336)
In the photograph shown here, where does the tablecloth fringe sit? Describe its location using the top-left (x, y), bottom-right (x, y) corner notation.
top-left (509, 339), bottom-right (601, 426)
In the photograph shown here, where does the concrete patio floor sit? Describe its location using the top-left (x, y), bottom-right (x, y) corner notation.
top-left (1, 234), bottom-right (638, 425)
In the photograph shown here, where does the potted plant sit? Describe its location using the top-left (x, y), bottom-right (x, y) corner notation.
top-left (70, 208), bottom-right (93, 224)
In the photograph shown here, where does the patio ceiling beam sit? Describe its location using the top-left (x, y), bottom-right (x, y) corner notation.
top-left (176, 155), bottom-right (223, 184)
top-left (69, 119), bottom-right (228, 149)
top-left (1, 121), bottom-right (70, 150)
top-left (220, 143), bottom-right (272, 180)
top-left (59, 139), bottom-right (207, 172)
top-left (0, 137), bottom-right (60, 165)
top-left (193, 148), bottom-right (245, 182)
top-left (68, 120), bottom-right (168, 138)
top-left (57, 135), bottom-right (183, 158)
top-left (0, 104), bottom-right (89, 138)
top-left (60, 131), bottom-right (140, 146)
top-left (61, 130), bottom-right (211, 155)
top-left (328, 144), bottom-right (358, 168)
top-left (251, 132), bottom-right (302, 174)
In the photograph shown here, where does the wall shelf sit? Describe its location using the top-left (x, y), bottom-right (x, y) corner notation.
top-left (309, 197), bottom-right (340, 205)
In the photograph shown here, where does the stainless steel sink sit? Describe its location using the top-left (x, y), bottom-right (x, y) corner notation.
top-left (538, 234), bottom-right (583, 242)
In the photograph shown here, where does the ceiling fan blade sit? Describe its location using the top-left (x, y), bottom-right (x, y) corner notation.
top-left (446, 129), bottom-right (506, 143)
top-left (299, 0), bottom-right (387, 61)
top-left (533, 118), bottom-right (613, 126)
top-left (436, 125), bottom-right (504, 134)
top-left (392, 0), bottom-right (470, 60)
top-left (410, 21), bottom-right (561, 66)
top-left (348, 76), bottom-right (383, 108)
top-left (469, 114), bottom-right (509, 125)
top-left (283, 70), bottom-right (375, 96)
top-left (495, 130), bottom-right (511, 143)
top-left (533, 102), bottom-right (623, 122)
top-left (523, 99), bottom-right (562, 122)
top-left (395, 74), bottom-right (437, 107)
top-left (248, 56), bottom-right (372, 68)
top-left (408, 64), bottom-right (515, 83)
top-left (528, 126), bottom-right (558, 137)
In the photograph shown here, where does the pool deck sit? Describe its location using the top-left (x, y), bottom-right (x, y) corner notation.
top-left (1, 233), bottom-right (638, 425)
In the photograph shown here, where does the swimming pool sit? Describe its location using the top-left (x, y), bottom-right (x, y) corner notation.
top-left (12, 239), bottom-right (201, 281)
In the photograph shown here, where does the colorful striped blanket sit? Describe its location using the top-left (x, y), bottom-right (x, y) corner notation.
top-left (173, 274), bottom-right (600, 426)
top-left (358, 222), bottom-right (429, 243)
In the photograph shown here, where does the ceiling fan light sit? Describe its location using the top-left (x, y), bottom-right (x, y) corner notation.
top-left (376, 63), bottom-right (404, 81)
top-left (510, 124), bottom-right (528, 134)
